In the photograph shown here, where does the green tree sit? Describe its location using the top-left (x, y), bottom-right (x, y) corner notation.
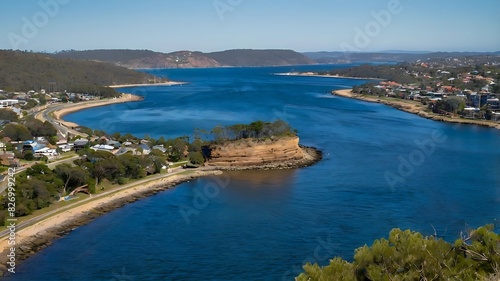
top-left (249, 121), bottom-right (264, 138)
top-left (118, 154), bottom-right (146, 179)
top-left (0, 109), bottom-right (19, 122)
top-left (211, 125), bottom-right (226, 142)
top-left (111, 132), bottom-right (121, 140)
top-left (94, 158), bottom-right (124, 182)
top-left (445, 96), bottom-right (466, 113)
top-left (23, 150), bottom-right (34, 161)
top-left (188, 151), bottom-right (205, 165)
top-left (23, 99), bottom-right (38, 110)
top-left (25, 118), bottom-right (57, 137)
top-left (2, 123), bottom-right (33, 141)
top-left (54, 163), bottom-right (88, 194)
top-left (297, 225), bottom-right (500, 281)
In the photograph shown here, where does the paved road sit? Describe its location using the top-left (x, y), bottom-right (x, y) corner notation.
top-left (0, 166), bottom-right (195, 239)
top-left (35, 103), bottom-right (86, 138)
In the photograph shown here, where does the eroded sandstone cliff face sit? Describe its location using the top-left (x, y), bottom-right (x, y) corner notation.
top-left (205, 136), bottom-right (321, 169)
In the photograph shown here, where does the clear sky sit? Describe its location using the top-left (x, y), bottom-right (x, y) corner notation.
top-left (0, 0), bottom-right (499, 53)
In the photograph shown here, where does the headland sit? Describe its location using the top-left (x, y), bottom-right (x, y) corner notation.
top-left (2, 100), bottom-right (322, 276)
top-left (205, 136), bottom-right (322, 170)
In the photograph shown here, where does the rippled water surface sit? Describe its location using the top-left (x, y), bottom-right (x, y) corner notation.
top-left (9, 65), bottom-right (500, 281)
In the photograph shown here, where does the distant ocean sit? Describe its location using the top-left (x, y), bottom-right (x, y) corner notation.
top-left (9, 65), bottom-right (500, 281)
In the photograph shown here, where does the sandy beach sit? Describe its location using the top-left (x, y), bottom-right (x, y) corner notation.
top-left (0, 169), bottom-right (222, 274)
top-left (109, 81), bottom-right (187, 88)
top-left (53, 93), bottom-right (143, 120)
top-left (333, 89), bottom-right (500, 129)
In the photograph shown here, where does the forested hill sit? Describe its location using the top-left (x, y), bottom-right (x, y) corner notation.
top-left (0, 50), bottom-right (164, 92)
top-left (52, 49), bottom-right (315, 68)
top-left (53, 49), bottom-right (163, 63)
top-left (204, 49), bottom-right (314, 67)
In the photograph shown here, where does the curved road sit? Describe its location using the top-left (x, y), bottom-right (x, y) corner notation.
top-left (35, 103), bottom-right (88, 138)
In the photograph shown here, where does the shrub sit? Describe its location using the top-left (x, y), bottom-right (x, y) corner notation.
top-left (297, 225), bottom-right (500, 281)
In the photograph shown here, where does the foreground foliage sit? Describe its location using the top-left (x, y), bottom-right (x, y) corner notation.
top-left (297, 225), bottom-right (500, 281)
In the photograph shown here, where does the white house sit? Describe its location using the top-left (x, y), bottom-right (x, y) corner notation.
top-left (0, 100), bottom-right (19, 108)
top-left (91, 144), bottom-right (115, 151)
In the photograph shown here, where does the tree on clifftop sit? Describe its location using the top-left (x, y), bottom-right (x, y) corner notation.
top-left (210, 120), bottom-right (295, 142)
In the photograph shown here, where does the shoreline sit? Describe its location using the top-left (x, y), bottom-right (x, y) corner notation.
top-left (7, 86), bottom-right (325, 275)
top-left (0, 170), bottom-right (222, 276)
top-left (53, 93), bottom-right (143, 121)
top-left (0, 143), bottom-right (323, 275)
top-left (332, 89), bottom-right (500, 129)
top-left (109, 81), bottom-right (187, 88)
top-left (0, 142), bottom-right (323, 275)
top-left (276, 72), bottom-right (381, 80)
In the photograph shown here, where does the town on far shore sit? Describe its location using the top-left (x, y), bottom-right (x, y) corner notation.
top-left (328, 55), bottom-right (500, 122)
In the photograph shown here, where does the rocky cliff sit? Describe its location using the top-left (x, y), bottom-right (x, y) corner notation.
top-left (205, 136), bottom-right (321, 170)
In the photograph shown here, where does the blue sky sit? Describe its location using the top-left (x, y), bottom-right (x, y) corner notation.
top-left (1, 0), bottom-right (499, 53)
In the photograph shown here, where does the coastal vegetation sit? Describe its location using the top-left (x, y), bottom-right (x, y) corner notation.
top-left (0, 50), bottom-right (166, 94)
top-left (0, 119), bottom-right (300, 223)
top-left (321, 64), bottom-right (419, 84)
top-left (209, 120), bottom-right (296, 142)
top-left (203, 49), bottom-right (314, 67)
top-left (1, 117), bottom-right (58, 144)
top-left (0, 146), bottom-right (171, 221)
top-left (297, 225), bottom-right (500, 281)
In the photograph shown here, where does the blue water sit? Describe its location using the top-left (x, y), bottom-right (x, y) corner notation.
top-left (8, 65), bottom-right (500, 281)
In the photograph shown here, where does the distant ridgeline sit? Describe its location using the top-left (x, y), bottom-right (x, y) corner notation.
top-left (302, 51), bottom-right (500, 64)
top-left (52, 49), bottom-right (315, 69)
top-left (0, 50), bottom-right (166, 93)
